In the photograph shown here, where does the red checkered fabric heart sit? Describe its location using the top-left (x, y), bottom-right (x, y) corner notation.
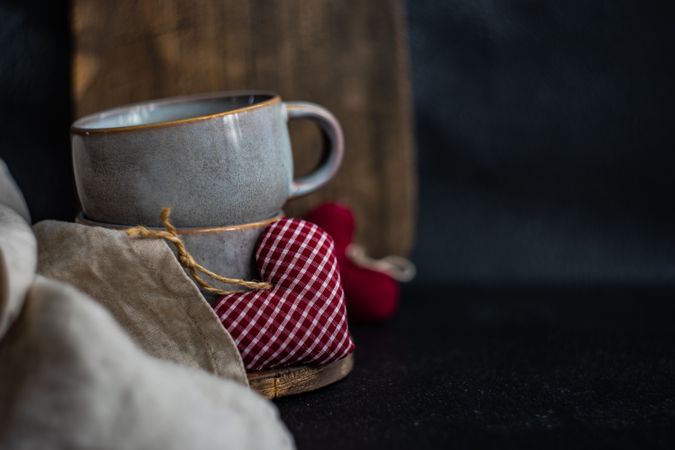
top-left (213, 218), bottom-right (355, 371)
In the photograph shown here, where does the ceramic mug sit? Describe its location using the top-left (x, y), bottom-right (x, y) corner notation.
top-left (71, 91), bottom-right (343, 227)
top-left (75, 212), bottom-right (279, 302)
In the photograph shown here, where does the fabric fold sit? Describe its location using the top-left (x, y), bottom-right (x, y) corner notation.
top-left (0, 159), bottom-right (35, 339)
top-left (0, 160), bottom-right (30, 224)
top-left (0, 276), bottom-right (293, 450)
top-left (0, 205), bottom-right (36, 339)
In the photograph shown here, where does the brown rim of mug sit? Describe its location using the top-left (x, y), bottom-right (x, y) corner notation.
top-left (75, 212), bottom-right (284, 235)
top-left (71, 91), bottom-right (282, 136)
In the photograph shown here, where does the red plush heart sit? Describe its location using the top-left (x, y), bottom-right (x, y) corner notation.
top-left (213, 218), bottom-right (355, 371)
top-left (305, 203), bottom-right (400, 323)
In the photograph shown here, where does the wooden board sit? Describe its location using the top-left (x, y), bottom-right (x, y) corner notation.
top-left (247, 354), bottom-right (354, 399)
top-left (71, 0), bottom-right (416, 257)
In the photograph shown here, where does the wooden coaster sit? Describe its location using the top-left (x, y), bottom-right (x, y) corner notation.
top-left (247, 354), bottom-right (354, 399)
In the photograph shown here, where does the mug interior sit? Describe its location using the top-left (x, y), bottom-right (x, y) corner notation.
top-left (73, 93), bottom-right (276, 131)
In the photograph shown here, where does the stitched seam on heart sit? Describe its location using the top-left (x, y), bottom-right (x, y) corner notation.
top-left (235, 224), bottom-right (317, 358)
top-left (248, 230), bottom-right (332, 366)
top-left (242, 223), bottom-right (326, 363)
top-left (264, 241), bottom-right (341, 367)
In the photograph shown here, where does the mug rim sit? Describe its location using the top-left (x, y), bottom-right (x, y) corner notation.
top-left (71, 90), bottom-right (281, 135)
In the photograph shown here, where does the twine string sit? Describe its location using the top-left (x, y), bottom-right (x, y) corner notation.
top-left (125, 207), bottom-right (272, 295)
top-left (346, 244), bottom-right (417, 282)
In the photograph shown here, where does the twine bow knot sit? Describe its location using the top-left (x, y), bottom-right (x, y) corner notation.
top-left (126, 208), bottom-right (272, 295)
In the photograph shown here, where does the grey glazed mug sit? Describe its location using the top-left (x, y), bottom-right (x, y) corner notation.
top-left (75, 212), bottom-right (280, 302)
top-left (71, 91), bottom-right (343, 227)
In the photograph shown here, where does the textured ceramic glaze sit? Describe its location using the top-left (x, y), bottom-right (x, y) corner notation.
top-left (71, 91), bottom-right (343, 227)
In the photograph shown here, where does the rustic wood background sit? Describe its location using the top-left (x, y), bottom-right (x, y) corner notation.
top-left (71, 0), bottom-right (416, 257)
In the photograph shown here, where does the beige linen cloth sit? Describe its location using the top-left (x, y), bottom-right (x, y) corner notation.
top-left (33, 220), bottom-right (247, 381)
top-left (0, 161), bottom-right (293, 450)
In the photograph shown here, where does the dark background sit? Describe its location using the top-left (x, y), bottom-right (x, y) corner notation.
top-left (0, 0), bottom-right (72, 223)
top-left (2, 0), bottom-right (675, 285)
top-left (1, 1), bottom-right (675, 449)
top-left (408, 0), bottom-right (675, 285)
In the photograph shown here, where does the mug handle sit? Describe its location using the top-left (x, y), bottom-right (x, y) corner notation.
top-left (285, 101), bottom-right (344, 198)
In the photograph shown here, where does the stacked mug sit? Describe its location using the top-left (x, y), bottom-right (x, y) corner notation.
top-left (71, 91), bottom-right (344, 297)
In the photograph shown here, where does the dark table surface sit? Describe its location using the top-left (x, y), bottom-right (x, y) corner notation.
top-left (276, 284), bottom-right (675, 449)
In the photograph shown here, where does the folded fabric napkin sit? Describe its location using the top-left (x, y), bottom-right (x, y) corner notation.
top-left (34, 220), bottom-right (247, 381)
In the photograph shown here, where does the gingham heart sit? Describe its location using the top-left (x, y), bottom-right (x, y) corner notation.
top-left (213, 218), bottom-right (355, 371)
